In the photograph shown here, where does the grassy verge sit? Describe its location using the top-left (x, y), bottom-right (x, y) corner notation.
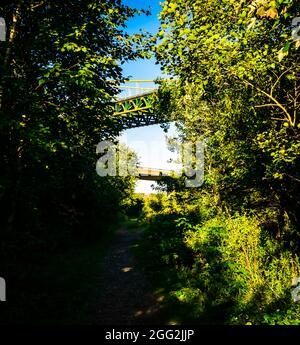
top-left (125, 218), bottom-right (197, 325)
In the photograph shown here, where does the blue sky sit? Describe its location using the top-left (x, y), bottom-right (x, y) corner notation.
top-left (121, 0), bottom-right (163, 81)
top-left (118, 1), bottom-right (180, 194)
top-left (122, 0), bottom-right (162, 35)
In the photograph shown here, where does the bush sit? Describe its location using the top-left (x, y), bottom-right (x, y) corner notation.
top-left (140, 193), bottom-right (300, 324)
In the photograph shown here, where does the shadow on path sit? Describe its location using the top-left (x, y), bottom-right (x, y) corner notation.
top-left (96, 228), bottom-right (163, 325)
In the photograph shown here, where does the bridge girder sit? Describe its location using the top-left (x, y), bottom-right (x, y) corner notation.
top-left (137, 167), bottom-right (177, 181)
top-left (112, 91), bottom-right (166, 129)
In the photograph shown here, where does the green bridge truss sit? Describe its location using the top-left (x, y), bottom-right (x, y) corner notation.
top-left (112, 91), bottom-right (162, 129)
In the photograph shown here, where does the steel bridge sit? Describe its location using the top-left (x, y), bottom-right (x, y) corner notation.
top-left (137, 167), bottom-right (178, 181)
top-left (111, 80), bottom-right (165, 130)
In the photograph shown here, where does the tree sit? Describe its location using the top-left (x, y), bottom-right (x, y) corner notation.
top-left (0, 0), bottom-right (146, 262)
top-left (138, 0), bottom-right (300, 324)
top-left (154, 0), bottom-right (300, 232)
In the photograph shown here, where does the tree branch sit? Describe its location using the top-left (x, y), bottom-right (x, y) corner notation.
top-left (244, 79), bottom-right (293, 125)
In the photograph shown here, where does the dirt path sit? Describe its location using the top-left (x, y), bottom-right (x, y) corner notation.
top-left (96, 227), bottom-right (163, 325)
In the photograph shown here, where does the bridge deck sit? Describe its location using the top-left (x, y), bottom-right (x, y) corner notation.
top-left (115, 91), bottom-right (156, 102)
top-left (137, 167), bottom-right (177, 181)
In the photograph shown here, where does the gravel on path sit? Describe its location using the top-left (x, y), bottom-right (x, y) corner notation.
top-left (96, 227), bottom-right (163, 325)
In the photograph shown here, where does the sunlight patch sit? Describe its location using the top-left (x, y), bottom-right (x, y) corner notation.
top-left (134, 310), bottom-right (143, 317)
top-left (121, 266), bottom-right (133, 273)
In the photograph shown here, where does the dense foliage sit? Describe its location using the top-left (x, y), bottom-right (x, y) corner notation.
top-left (138, 0), bottom-right (300, 324)
top-left (0, 0), bottom-right (145, 323)
top-left (1, 0), bottom-right (300, 326)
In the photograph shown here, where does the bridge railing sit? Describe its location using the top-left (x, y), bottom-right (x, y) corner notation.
top-left (108, 80), bottom-right (158, 100)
